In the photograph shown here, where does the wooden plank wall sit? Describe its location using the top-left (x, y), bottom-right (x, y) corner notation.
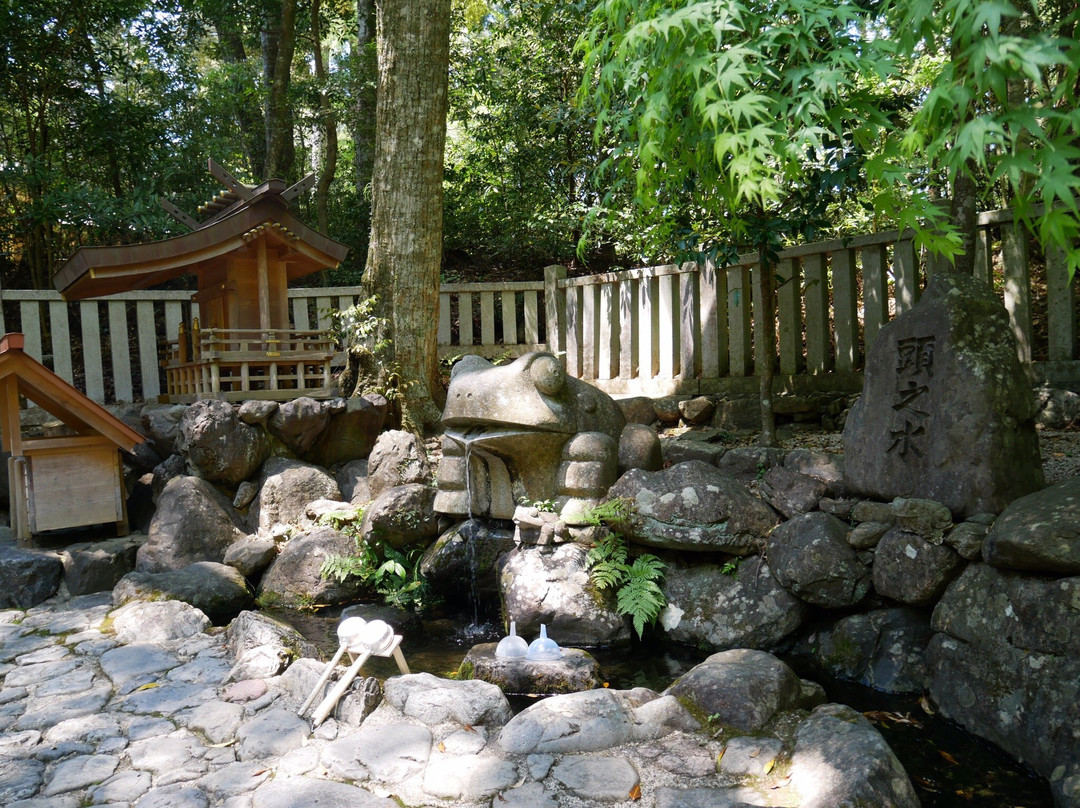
top-left (1, 207), bottom-right (1076, 404)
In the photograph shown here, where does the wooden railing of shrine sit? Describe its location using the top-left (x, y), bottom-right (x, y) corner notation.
top-left (162, 326), bottom-right (335, 401)
top-left (0, 206), bottom-right (1076, 404)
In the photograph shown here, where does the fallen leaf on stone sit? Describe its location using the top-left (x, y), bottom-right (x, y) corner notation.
top-left (939, 750), bottom-right (960, 765)
top-left (628, 783), bottom-right (642, 801)
top-left (437, 742), bottom-right (445, 753)
top-left (208, 740), bottom-right (236, 748)
top-left (769, 775), bottom-right (792, 789)
top-left (763, 759), bottom-right (774, 775)
top-left (919, 695), bottom-right (936, 715)
top-left (252, 769), bottom-right (268, 776)
top-left (496, 794), bottom-right (507, 802)
top-left (748, 747), bottom-right (760, 758)
top-left (463, 724), bottom-right (476, 733)
top-left (716, 748), bottom-right (726, 762)
top-left (135, 682), bottom-right (159, 691)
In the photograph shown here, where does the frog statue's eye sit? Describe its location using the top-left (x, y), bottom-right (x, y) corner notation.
top-left (530, 354), bottom-right (565, 396)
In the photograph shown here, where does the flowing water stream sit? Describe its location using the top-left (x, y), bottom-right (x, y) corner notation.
top-left (271, 606), bottom-right (1054, 808)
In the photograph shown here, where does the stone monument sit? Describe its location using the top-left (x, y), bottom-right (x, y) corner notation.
top-left (843, 271), bottom-right (1043, 518)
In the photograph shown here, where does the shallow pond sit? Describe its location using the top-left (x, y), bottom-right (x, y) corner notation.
top-left (271, 607), bottom-right (1053, 808)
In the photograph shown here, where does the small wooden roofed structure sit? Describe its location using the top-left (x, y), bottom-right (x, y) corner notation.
top-left (54, 159), bottom-right (350, 402)
top-left (0, 333), bottom-right (145, 543)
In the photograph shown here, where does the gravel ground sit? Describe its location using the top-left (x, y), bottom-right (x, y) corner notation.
top-left (659, 424), bottom-right (1080, 485)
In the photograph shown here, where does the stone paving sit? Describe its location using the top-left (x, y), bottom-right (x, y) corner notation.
top-left (0, 588), bottom-right (921, 808)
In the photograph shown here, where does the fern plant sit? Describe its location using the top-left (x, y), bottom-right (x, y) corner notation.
top-left (585, 529), bottom-right (666, 639)
top-left (320, 533), bottom-right (439, 614)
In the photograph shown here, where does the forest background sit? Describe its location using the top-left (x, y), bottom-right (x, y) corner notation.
top-left (3, 0), bottom-right (1079, 295)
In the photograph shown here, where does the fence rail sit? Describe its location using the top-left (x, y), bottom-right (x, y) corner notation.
top-left (0, 206), bottom-right (1076, 404)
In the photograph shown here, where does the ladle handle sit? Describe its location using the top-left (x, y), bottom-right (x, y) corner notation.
top-left (311, 649), bottom-right (371, 726)
top-left (297, 643), bottom-right (347, 716)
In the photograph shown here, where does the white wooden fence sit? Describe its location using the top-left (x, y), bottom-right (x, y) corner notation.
top-left (0, 207), bottom-right (1076, 404)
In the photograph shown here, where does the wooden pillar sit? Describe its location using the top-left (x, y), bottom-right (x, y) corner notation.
top-left (256, 237), bottom-right (272, 332)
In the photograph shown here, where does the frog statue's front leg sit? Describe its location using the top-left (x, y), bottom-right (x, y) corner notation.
top-left (556, 431), bottom-right (620, 524)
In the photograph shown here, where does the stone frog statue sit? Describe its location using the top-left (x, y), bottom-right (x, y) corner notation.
top-left (433, 351), bottom-right (658, 524)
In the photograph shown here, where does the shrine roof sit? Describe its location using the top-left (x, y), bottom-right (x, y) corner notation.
top-left (0, 333), bottom-right (145, 452)
top-left (53, 179), bottom-right (349, 300)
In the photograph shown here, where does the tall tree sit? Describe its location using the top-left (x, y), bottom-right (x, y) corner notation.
top-left (888, 0), bottom-right (1080, 276)
top-left (264, 0), bottom-right (298, 179)
top-left (359, 0), bottom-right (452, 430)
top-left (311, 0), bottom-right (338, 238)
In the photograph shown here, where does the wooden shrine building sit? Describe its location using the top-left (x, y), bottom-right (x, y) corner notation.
top-left (0, 333), bottom-right (145, 542)
top-left (54, 160), bottom-right (350, 402)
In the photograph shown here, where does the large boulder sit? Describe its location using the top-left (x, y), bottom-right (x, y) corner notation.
top-left (460, 643), bottom-right (602, 695)
top-left (928, 563), bottom-right (1080, 784)
top-left (247, 457), bottom-right (342, 533)
top-left (982, 478), bottom-right (1080, 574)
top-left (60, 537), bottom-right (142, 596)
top-left (605, 461), bottom-right (780, 554)
top-left (176, 399), bottom-right (270, 487)
top-left (872, 527), bottom-right (965, 605)
top-left (0, 546), bottom-right (63, 609)
top-left (805, 608), bottom-right (933, 693)
top-left (357, 484), bottom-right (439, 549)
top-left (113, 561), bottom-right (254, 624)
top-left (659, 559), bottom-right (806, 652)
top-left (336, 458), bottom-right (372, 505)
top-left (139, 403), bottom-right (188, 457)
top-left (499, 543), bottom-right (631, 647)
top-left (758, 466), bottom-right (829, 519)
top-left (497, 688), bottom-right (698, 755)
top-left (367, 430), bottom-right (433, 499)
top-left (266, 397), bottom-right (331, 456)
top-left (226, 610), bottom-right (321, 681)
top-left (665, 649), bottom-right (823, 732)
top-left (257, 525), bottom-right (367, 609)
top-left (767, 512), bottom-right (871, 608)
top-left (419, 519), bottom-right (516, 602)
top-left (137, 476), bottom-right (246, 573)
top-left (305, 393), bottom-right (388, 468)
top-left (843, 271), bottom-right (1043, 519)
top-left (790, 703), bottom-right (920, 808)
top-left (383, 672), bottom-right (512, 727)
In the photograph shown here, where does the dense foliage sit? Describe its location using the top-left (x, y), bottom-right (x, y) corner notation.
top-left (0, 0), bottom-right (1078, 289)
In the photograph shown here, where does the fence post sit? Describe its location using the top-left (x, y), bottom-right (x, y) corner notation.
top-left (1046, 245), bottom-right (1077, 361)
top-left (544, 265), bottom-right (567, 361)
top-left (892, 238), bottom-right (919, 315)
top-left (776, 258), bottom-right (802, 375)
top-left (832, 248), bottom-right (859, 372)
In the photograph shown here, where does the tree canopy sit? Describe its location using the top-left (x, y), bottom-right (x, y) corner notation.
top-left (0, 0), bottom-right (1077, 292)
top-left (577, 0), bottom-right (1080, 274)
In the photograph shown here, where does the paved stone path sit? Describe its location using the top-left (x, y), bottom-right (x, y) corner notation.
top-left (0, 588), bottom-right (919, 808)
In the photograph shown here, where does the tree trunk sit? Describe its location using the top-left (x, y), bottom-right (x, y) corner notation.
top-left (351, 0), bottom-right (377, 204)
top-left (950, 167), bottom-right (978, 275)
top-left (265, 0), bottom-right (297, 180)
top-left (214, 25), bottom-right (266, 178)
top-left (361, 0), bottom-right (451, 431)
top-left (311, 0), bottom-right (338, 244)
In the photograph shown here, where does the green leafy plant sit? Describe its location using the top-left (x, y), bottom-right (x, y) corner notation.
top-left (586, 530), bottom-right (666, 639)
top-left (319, 526), bottom-right (439, 614)
top-left (321, 295), bottom-right (390, 356)
top-left (519, 497), bottom-right (557, 513)
top-left (581, 497), bottom-right (637, 530)
top-left (720, 558), bottom-right (741, 577)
